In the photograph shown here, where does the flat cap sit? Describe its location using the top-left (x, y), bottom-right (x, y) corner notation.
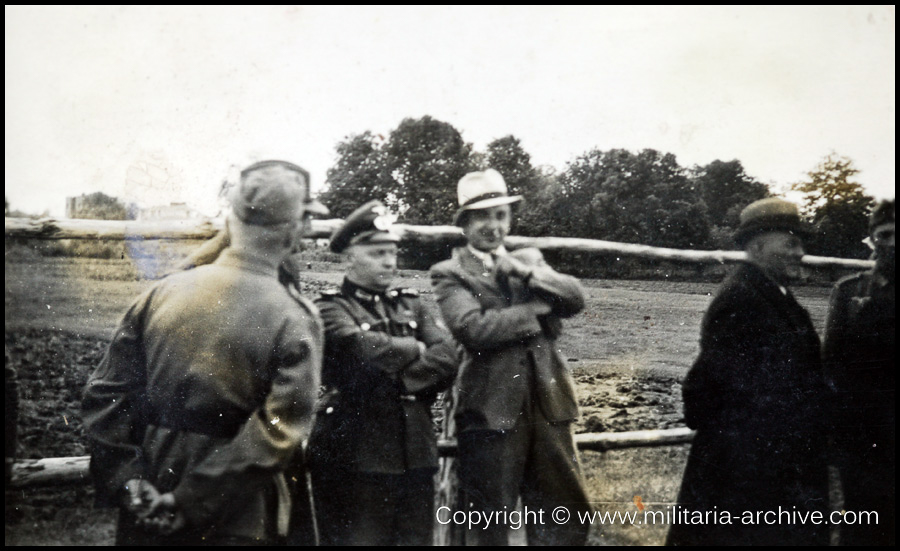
top-left (330, 200), bottom-right (400, 253)
top-left (231, 160), bottom-right (328, 226)
top-left (734, 197), bottom-right (813, 247)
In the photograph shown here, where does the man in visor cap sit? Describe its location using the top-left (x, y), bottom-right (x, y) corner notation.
top-left (82, 160), bottom-right (324, 545)
top-left (824, 199), bottom-right (895, 546)
top-left (431, 169), bottom-right (592, 546)
top-left (669, 197), bottom-right (829, 546)
top-left (306, 200), bottom-right (460, 546)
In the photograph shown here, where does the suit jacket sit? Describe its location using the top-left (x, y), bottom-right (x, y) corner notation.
top-left (307, 278), bottom-right (459, 474)
top-left (669, 262), bottom-right (829, 546)
top-left (430, 246), bottom-right (584, 432)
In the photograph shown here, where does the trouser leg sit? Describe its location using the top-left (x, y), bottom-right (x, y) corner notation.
top-left (521, 417), bottom-right (592, 546)
top-left (309, 464), bottom-right (355, 546)
top-left (457, 426), bottom-right (529, 546)
top-left (395, 467), bottom-right (438, 546)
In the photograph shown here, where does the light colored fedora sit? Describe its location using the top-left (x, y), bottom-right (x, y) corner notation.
top-left (453, 169), bottom-right (522, 225)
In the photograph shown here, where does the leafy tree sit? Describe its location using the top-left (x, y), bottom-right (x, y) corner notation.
top-left (690, 160), bottom-right (770, 248)
top-left (484, 136), bottom-right (542, 199)
top-left (382, 116), bottom-right (477, 225)
top-left (791, 153), bottom-right (874, 258)
top-left (319, 132), bottom-right (390, 219)
top-left (557, 149), bottom-right (711, 248)
top-left (483, 135), bottom-right (549, 235)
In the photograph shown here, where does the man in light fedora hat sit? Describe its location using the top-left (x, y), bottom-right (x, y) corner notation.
top-left (431, 169), bottom-right (592, 545)
top-left (669, 197), bottom-right (829, 546)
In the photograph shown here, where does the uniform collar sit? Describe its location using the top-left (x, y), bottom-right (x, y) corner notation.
top-left (214, 248), bottom-right (280, 277)
top-left (342, 277), bottom-right (391, 304)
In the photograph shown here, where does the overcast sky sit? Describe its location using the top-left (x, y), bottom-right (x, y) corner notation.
top-left (5, 6), bottom-right (895, 218)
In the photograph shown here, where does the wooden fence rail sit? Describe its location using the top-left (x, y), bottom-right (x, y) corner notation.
top-left (9, 428), bottom-right (696, 489)
top-left (4, 216), bottom-right (876, 270)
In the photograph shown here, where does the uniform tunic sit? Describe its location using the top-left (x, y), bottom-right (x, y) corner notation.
top-left (82, 249), bottom-right (323, 545)
top-left (824, 270), bottom-right (895, 546)
top-left (307, 278), bottom-right (459, 546)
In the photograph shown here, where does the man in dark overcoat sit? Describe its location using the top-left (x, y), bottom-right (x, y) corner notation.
top-left (824, 199), bottom-right (894, 546)
top-left (430, 169), bottom-right (592, 546)
top-left (306, 201), bottom-right (460, 546)
top-left (668, 197), bottom-right (830, 546)
top-left (82, 160), bottom-right (325, 545)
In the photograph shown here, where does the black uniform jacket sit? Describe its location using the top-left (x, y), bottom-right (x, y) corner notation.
top-left (308, 279), bottom-right (459, 474)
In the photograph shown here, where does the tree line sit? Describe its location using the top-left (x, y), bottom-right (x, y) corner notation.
top-left (319, 116), bottom-right (878, 260)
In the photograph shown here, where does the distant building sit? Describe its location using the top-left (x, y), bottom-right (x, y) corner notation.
top-left (138, 203), bottom-right (204, 221)
top-left (66, 193), bottom-right (129, 220)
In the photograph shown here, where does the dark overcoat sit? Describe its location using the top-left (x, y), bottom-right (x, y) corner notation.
top-left (668, 263), bottom-right (829, 546)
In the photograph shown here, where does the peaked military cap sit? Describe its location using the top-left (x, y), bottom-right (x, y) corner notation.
top-left (734, 197), bottom-right (813, 248)
top-left (329, 200), bottom-right (401, 253)
top-left (869, 200), bottom-right (895, 232)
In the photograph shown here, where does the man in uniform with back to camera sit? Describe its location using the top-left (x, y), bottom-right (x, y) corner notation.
top-left (668, 197), bottom-right (830, 546)
top-left (824, 199), bottom-right (895, 546)
top-left (81, 160), bottom-right (326, 545)
top-left (430, 169), bottom-right (593, 546)
top-left (306, 200), bottom-right (460, 546)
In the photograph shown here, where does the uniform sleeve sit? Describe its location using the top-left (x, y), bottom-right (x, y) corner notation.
top-left (822, 280), bottom-right (853, 423)
top-left (399, 300), bottom-right (461, 395)
top-left (822, 281), bottom-right (851, 381)
top-left (315, 296), bottom-right (421, 377)
top-left (173, 229), bottom-right (231, 271)
top-left (81, 293), bottom-right (152, 508)
top-left (170, 310), bottom-right (323, 528)
top-left (431, 264), bottom-right (546, 351)
top-left (515, 248), bottom-right (586, 318)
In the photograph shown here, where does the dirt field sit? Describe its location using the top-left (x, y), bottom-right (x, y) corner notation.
top-left (4, 253), bottom-right (833, 546)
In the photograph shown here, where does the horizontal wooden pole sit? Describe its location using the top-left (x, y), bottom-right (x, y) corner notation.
top-left (10, 429), bottom-right (696, 488)
top-left (9, 456), bottom-right (91, 488)
top-left (5, 216), bottom-right (874, 270)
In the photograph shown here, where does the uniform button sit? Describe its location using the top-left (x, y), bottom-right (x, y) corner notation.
top-left (409, 320), bottom-right (418, 329)
top-left (360, 322), bottom-right (371, 331)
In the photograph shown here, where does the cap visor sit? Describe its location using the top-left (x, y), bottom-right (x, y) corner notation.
top-left (304, 200), bottom-right (330, 217)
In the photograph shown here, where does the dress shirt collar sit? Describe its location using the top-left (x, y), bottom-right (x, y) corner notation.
top-left (467, 244), bottom-right (508, 270)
